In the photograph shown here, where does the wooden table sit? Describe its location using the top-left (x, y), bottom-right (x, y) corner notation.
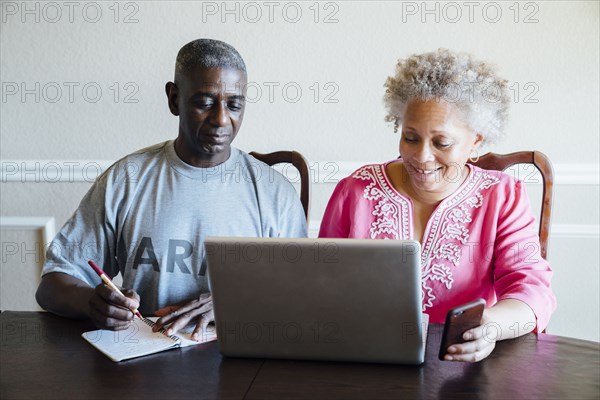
top-left (1, 312), bottom-right (598, 399)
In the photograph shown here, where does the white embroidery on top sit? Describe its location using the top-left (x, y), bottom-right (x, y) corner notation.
top-left (352, 165), bottom-right (411, 240)
top-left (352, 165), bottom-right (500, 311)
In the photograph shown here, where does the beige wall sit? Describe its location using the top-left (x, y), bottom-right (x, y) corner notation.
top-left (1, 1), bottom-right (598, 341)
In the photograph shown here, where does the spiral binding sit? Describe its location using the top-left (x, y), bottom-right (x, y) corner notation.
top-left (140, 317), bottom-right (180, 342)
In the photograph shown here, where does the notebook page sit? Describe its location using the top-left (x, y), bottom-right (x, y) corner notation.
top-left (82, 317), bottom-right (180, 362)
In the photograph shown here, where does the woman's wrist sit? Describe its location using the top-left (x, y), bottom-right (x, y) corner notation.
top-left (482, 299), bottom-right (536, 341)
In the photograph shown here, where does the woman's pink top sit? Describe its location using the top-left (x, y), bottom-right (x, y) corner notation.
top-left (319, 161), bottom-right (556, 332)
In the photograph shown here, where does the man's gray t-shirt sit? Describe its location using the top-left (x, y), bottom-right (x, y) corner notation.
top-left (42, 141), bottom-right (307, 313)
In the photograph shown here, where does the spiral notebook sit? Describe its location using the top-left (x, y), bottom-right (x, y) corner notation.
top-left (81, 317), bottom-right (217, 362)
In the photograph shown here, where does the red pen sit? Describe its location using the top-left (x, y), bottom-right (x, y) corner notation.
top-left (87, 260), bottom-right (143, 319)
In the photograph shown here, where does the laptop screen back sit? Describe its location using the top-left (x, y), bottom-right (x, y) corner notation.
top-left (206, 237), bottom-right (425, 364)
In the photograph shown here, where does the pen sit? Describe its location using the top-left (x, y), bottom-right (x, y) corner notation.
top-left (87, 260), bottom-right (143, 319)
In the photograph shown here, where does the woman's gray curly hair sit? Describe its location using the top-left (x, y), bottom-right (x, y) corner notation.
top-left (383, 49), bottom-right (510, 144)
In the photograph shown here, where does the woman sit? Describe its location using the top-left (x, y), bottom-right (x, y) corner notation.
top-left (319, 49), bottom-right (556, 362)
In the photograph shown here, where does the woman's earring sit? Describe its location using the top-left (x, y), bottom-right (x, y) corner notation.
top-left (469, 149), bottom-right (480, 163)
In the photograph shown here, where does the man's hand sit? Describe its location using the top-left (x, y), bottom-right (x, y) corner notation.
top-left (88, 284), bottom-right (141, 330)
top-left (152, 293), bottom-right (213, 341)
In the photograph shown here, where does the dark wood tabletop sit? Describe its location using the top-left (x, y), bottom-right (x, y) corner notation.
top-left (2, 311), bottom-right (599, 400)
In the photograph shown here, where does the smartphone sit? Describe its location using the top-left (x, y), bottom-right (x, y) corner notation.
top-left (438, 298), bottom-right (486, 360)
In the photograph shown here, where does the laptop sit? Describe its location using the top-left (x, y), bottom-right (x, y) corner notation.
top-left (205, 237), bottom-right (427, 364)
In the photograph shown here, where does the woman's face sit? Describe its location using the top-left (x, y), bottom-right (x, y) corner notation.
top-left (399, 99), bottom-right (483, 196)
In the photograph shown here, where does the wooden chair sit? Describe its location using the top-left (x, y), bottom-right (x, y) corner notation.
top-left (468, 151), bottom-right (554, 259)
top-left (249, 150), bottom-right (311, 222)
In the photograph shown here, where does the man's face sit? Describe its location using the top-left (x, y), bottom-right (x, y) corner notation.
top-left (167, 67), bottom-right (247, 166)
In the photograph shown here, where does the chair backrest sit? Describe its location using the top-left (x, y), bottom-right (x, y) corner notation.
top-left (468, 151), bottom-right (554, 259)
top-left (249, 150), bottom-right (311, 222)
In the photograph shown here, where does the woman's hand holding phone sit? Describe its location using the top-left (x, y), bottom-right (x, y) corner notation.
top-left (439, 299), bottom-right (497, 362)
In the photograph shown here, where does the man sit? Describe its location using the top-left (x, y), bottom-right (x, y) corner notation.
top-left (36, 39), bottom-right (307, 340)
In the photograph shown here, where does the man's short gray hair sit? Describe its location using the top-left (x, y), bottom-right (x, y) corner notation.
top-left (383, 48), bottom-right (510, 144)
top-left (174, 39), bottom-right (247, 82)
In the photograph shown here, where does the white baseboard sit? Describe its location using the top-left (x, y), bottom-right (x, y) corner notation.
top-left (0, 217), bottom-right (595, 243)
top-left (0, 216), bottom-right (56, 248)
top-left (551, 224), bottom-right (600, 239)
